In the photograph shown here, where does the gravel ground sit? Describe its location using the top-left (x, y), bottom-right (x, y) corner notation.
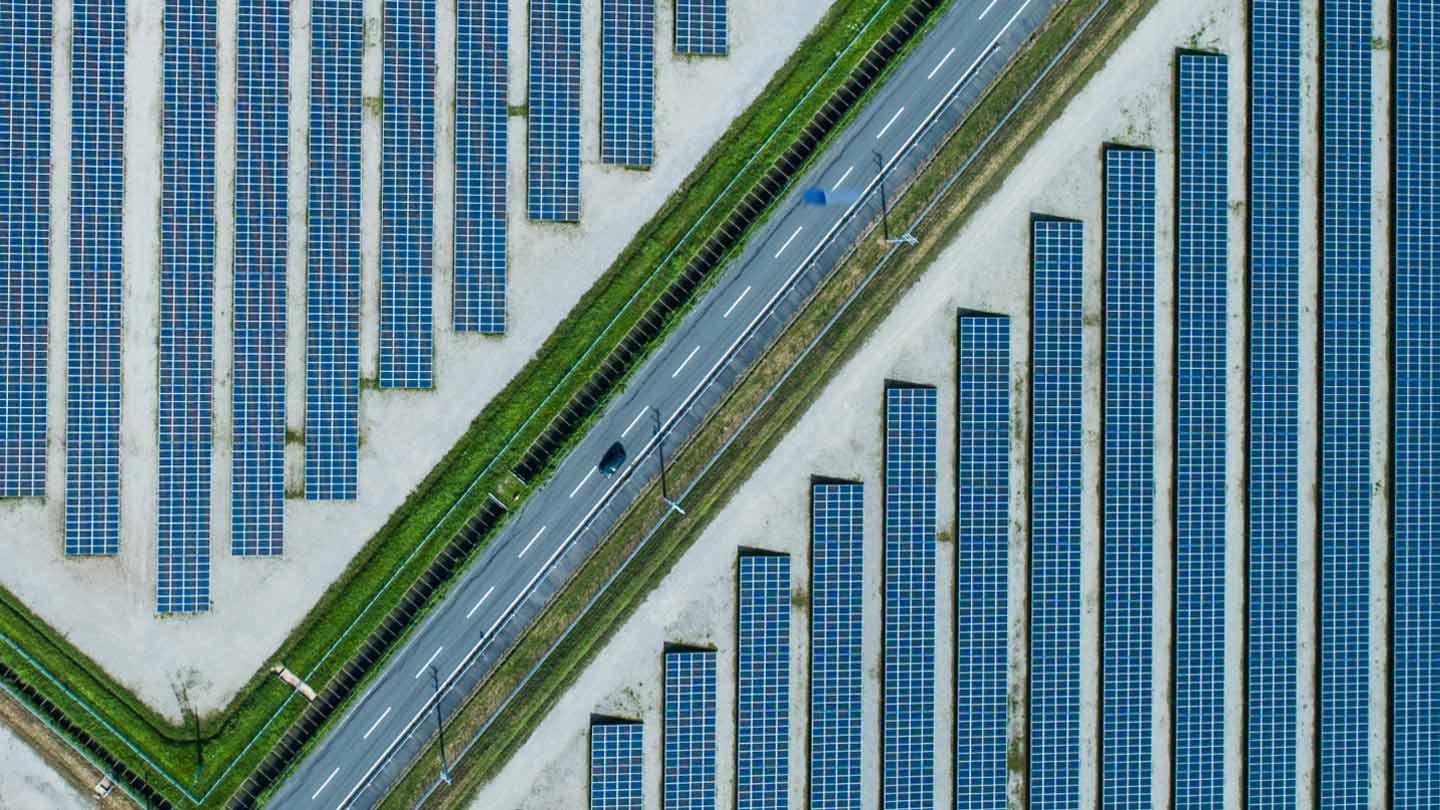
top-left (0, 723), bottom-right (92, 810)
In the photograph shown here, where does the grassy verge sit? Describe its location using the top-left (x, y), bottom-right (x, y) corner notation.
top-left (0, 1), bottom-right (954, 806)
top-left (375, 0), bottom-right (1160, 803)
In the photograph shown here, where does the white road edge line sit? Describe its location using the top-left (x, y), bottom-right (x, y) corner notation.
top-left (774, 226), bottom-right (803, 258)
top-left (467, 586), bottom-right (496, 619)
top-left (978, 0), bottom-right (1000, 19)
top-left (831, 165), bottom-right (854, 190)
top-left (332, 8), bottom-right (1036, 806)
top-left (927, 47), bottom-right (956, 79)
top-left (875, 106), bottom-right (905, 139)
top-left (312, 768), bottom-right (339, 800)
top-left (723, 286), bottom-right (752, 318)
top-left (671, 345), bottom-right (700, 378)
top-left (414, 646), bottom-right (444, 679)
top-left (569, 467), bottom-right (596, 498)
top-left (362, 707), bottom-right (392, 740)
top-left (518, 526), bottom-right (547, 558)
top-left (621, 407), bottom-right (648, 438)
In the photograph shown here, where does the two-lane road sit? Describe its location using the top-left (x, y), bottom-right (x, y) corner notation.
top-left (274, 0), bottom-right (1055, 804)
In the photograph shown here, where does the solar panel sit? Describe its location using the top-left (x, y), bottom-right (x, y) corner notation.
top-left (591, 721), bottom-right (643, 810)
top-left (0, 0), bottom-right (51, 498)
top-left (1393, 0), bottom-right (1439, 802)
top-left (1320, 0), bottom-right (1371, 804)
top-left (738, 554), bottom-right (790, 810)
top-left (601, 0), bottom-right (654, 166)
top-left (1101, 147), bottom-right (1155, 809)
top-left (1029, 217), bottom-right (1082, 810)
top-left (810, 481), bottom-right (862, 810)
top-left (664, 649), bottom-right (717, 810)
top-left (66, 0), bottom-right (124, 554)
top-left (307, 0), bottom-right (362, 500)
top-left (528, 0), bottom-right (581, 221)
top-left (232, 0), bottom-right (289, 555)
top-left (1173, 50), bottom-right (1227, 810)
top-left (674, 0), bottom-right (726, 55)
top-left (158, 0), bottom-right (216, 614)
top-left (883, 383), bottom-right (936, 810)
top-left (955, 314), bottom-right (1009, 810)
top-left (380, 0), bottom-right (435, 388)
top-left (1248, 0), bottom-right (1300, 799)
top-left (454, 0), bottom-right (508, 333)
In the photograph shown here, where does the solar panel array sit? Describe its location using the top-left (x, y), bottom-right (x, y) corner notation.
top-left (737, 554), bottom-right (790, 810)
top-left (307, 0), bottom-right (362, 500)
top-left (157, 0), bottom-right (216, 614)
top-left (955, 314), bottom-right (1009, 810)
top-left (528, 0), bottom-right (581, 221)
top-left (381, 0), bottom-right (435, 389)
top-left (0, 0), bottom-right (51, 498)
top-left (810, 481), bottom-right (863, 810)
top-left (1030, 218), bottom-right (1082, 810)
top-left (1102, 147), bottom-right (1155, 809)
top-left (454, 0), bottom-right (508, 333)
top-left (601, 0), bottom-right (655, 166)
top-left (675, 0), bottom-right (727, 55)
top-left (664, 649), bottom-right (716, 810)
top-left (1173, 51), bottom-right (1228, 810)
top-left (66, 0), bottom-right (124, 553)
top-left (1248, 0), bottom-right (1301, 800)
top-left (591, 721), bottom-right (643, 810)
top-left (883, 384), bottom-right (936, 810)
top-left (1320, 0), bottom-right (1372, 804)
top-left (233, 0), bottom-right (289, 554)
top-left (1394, 0), bottom-right (1439, 802)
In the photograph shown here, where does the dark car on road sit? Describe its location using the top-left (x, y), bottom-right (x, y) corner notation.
top-left (598, 441), bottom-right (627, 477)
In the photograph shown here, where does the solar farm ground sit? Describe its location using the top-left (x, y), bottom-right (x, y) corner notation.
top-left (0, 0), bottom-right (833, 718)
top-left (461, 0), bottom-right (1392, 805)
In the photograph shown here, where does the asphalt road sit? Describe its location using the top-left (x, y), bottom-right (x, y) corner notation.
top-left (274, 0), bottom-right (1056, 804)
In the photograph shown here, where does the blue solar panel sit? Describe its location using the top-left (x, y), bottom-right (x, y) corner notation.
top-left (738, 554), bottom-right (789, 810)
top-left (1029, 217), bottom-right (1082, 810)
top-left (601, 0), bottom-right (654, 166)
top-left (528, 0), bottom-right (581, 221)
top-left (664, 649), bottom-right (716, 810)
top-left (1320, 0), bottom-right (1371, 804)
top-left (591, 721), bottom-right (643, 810)
top-left (883, 384), bottom-right (936, 810)
top-left (454, 0), bottom-right (508, 333)
top-left (955, 314), bottom-right (1008, 810)
top-left (1102, 146), bottom-right (1155, 809)
top-left (158, 0), bottom-right (216, 614)
top-left (1248, 0), bottom-right (1300, 799)
top-left (675, 0), bottom-right (726, 55)
top-left (66, 0), bottom-right (124, 554)
top-left (810, 481), bottom-right (862, 810)
top-left (1173, 50), bottom-right (1227, 810)
top-left (0, 0), bottom-right (50, 498)
top-left (233, 0), bottom-right (289, 555)
top-left (1394, 0), bottom-right (1439, 802)
top-left (381, 0), bottom-right (435, 388)
top-left (307, 0), bottom-right (362, 500)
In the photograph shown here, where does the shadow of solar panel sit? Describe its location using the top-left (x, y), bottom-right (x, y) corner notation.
top-left (455, 0), bottom-right (509, 333)
top-left (1173, 50), bottom-right (1227, 810)
top-left (306, 0), bottom-right (362, 500)
top-left (66, 0), bottom-right (123, 554)
top-left (1247, 0), bottom-right (1301, 799)
top-left (381, 0), bottom-right (436, 388)
top-left (528, 0), bottom-right (581, 221)
top-left (158, 0), bottom-right (216, 614)
top-left (233, 0), bottom-right (289, 555)
top-left (883, 383), bottom-right (936, 810)
top-left (0, 0), bottom-right (51, 498)
top-left (1029, 217), bottom-right (1082, 810)
top-left (601, 0), bottom-right (654, 166)
top-left (664, 649), bottom-right (716, 810)
top-left (738, 553), bottom-right (789, 810)
top-left (810, 481), bottom-right (862, 810)
top-left (675, 0), bottom-right (726, 55)
top-left (1393, 0), bottom-right (1438, 803)
top-left (591, 721), bottom-right (643, 810)
top-left (956, 314), bottom-right (1008, 810)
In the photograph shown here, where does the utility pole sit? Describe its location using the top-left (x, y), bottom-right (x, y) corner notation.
top-left (873, 151), bottom-right (918, 247)
top-left (651, 409), bottom-right (686, 515)
top-left (429, 665), bottom-right (452, 783)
